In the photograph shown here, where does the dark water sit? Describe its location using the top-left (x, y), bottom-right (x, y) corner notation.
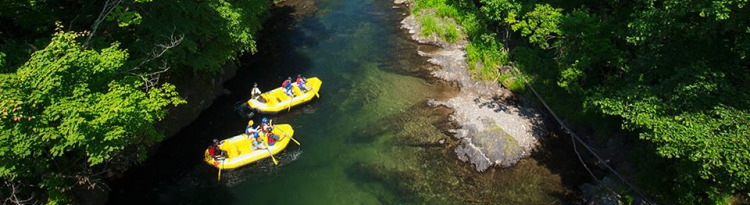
top-left (108, 0), bottom-right (583, 204)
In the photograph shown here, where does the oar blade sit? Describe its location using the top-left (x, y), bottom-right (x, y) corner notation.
top-left (291, 137), bottom-right (301, 145)
top-left (271, 156), bottom-right (279, 165)
top-left (217, 160), bottom-right (223, 181)
top-left (266, 147), bottom-right (279, 166)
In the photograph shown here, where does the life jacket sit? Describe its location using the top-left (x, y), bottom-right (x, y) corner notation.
top-left (296, 77), bottom-right (305, 85)
top-left (267, 133), bottom-right (275, 145)
top-left (282, 80), bottom-right (291, 88)
top-left (208, 145), bottom-right (217, 156)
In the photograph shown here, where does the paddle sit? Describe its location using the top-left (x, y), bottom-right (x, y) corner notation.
top-left (263, 138), bottom-right (279, 165)
top-left (287, 96), bottom-right (293, 112)
top-left (217, 159), bottom-right (223, 181)
top-left (267, 148), bottom-right (279, 165)
top-left (288, 86), bottom-right (301, 112)
top-left (277, 126), bottom-right (300, 146)
top-left (311, 86), bottom-right (320, 98)
top-left (299, 78), bottom-right (318, 98)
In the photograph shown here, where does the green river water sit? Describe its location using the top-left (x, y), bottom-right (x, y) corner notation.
top-left (108, 0), bottom-right (584, 204)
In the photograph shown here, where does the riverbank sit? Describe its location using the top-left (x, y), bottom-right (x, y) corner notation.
top-left (398, 0), bottom-right (545, 173)
top-left (390, 0), bottom-right (589, 203)
top-left (394, 1), bottom-right (652, 204)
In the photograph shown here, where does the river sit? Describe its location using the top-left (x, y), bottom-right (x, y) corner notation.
top-left (107, 0), bottom-right (584, 204)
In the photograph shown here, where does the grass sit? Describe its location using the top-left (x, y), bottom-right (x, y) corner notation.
top-left (412, 0), bottom-right (463, 43)
top-left (442, 22), bottom-right (459, 42)
top-left (419, 14), bottom-right (439, 36)
top-left (465, 36), bottom-right (510, 80)
top-left (418, 12), bottom-right (459, 43)
top-left (412, 0), bottom-right (508, 80)
top-left (498, 73), bottom-right (527, 92)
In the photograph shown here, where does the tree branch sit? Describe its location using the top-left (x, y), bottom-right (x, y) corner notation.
top-left (131, 31), bottom-right (184, 71)
top-left (3, 181), bottom-right (34, 205)
top-left (124, 30), bottom-right (184, 91)
top-left (84, 0), bottom-right (123, 46)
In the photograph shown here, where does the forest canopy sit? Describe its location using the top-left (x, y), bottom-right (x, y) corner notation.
top-left (0, 0), bottom-right (268, 203)
top-left (411, 0), bottom-right (749, 203)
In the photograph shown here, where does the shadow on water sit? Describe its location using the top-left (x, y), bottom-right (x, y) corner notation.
top-left (229, 5), bottom-right (320, 100)
top-left (513, 95), bottom-right (591, 196)
top-left (472, 86), bottom-right (590, 201)
top-left (106, 4), bottom-right (314, 204)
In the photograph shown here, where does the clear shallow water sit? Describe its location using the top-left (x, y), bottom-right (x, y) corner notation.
top-left (108, 0), bottom-right (582, 204)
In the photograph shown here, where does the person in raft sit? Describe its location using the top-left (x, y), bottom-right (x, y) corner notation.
top-left (245, 120), bottom-right (257, 136)
top-left (208, 139), bottom-right (227, 159)
top-left (251, 82), bottom-right (262, 100)
top-left (282, 77), bottom-right (294, 96)
top-left (260, 117), bottom-right (273, 133)
top-left (266, 131), bottom-right (280, 146)
top-left (295, 74), bottom-right (308, 92)
top-left (252, 134), bottom-right (266, 150)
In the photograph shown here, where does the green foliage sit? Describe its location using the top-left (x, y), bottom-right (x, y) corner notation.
top-left (412, 0), bottom-right (467, 43)
top-left (0, 0), bottom-right (268, 202)
top-left (417, 12), bottom-right (460, 43)
top-left (130, 0), bottom-right (267, 74)
top-left (553, 9), bottom-right (626, 93)
top-left (411, 0), bottom-right (459, 18)
top-left (0, 31), bottom-right (185, 203)
top-left (420, 14), bottom-right (439, 37)
top-left (411, 0), bottom-right (446, 14)
top-left (443, 22), bottom-right (459, 42)
top-left (417, 0), bottom-right (750, 202)
top-left (107, 7), bottom-right (143, 27)
top-left (466, 34), bottom-right (509, 80)
top-left (503, 0), bottom-right (748, 203)
top-left (505, 4), bottom-right (562, 49)
top-left (592, 64), bottom-right (750, 199)
top-left (479, 0), bottom-right (520, 22)
top-left (0, 0), bottom-right (269, 74)
top-left (413, 0), bottom-right (513, 80)
top-left (498, 73), bottom-right (527, 92)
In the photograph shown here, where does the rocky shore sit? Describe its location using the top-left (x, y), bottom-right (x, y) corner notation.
top-left (395, 3), bottom-right (634, 204)
top-left (398, 5), bottom-right (546, 172)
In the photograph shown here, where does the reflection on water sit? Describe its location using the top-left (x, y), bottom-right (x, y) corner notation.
top-left (107, 0), bottom-right (582, 204)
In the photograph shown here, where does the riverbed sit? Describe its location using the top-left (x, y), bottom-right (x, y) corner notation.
top-left (107, 0), bottom-right (585, 204)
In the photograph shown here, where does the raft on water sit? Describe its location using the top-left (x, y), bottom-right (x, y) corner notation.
top-left (204, 124), bottom-right (295, 170)
top-left (247, 77), bottom-right (322, 114)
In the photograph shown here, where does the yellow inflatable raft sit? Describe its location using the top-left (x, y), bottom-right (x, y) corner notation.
top-left (247, 77), bottom-right (322, 114)
top-left (204, 124), bottom-right (295, 170)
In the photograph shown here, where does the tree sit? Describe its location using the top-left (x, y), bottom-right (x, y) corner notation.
top-left (460, 0), bottom-right (750, 202)
top-left (0, 30), bottom-right (185, 204)
top-left (0, 0), bottom-right (270, 203)
top-left (505, 4), bottom-right (562, 49)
